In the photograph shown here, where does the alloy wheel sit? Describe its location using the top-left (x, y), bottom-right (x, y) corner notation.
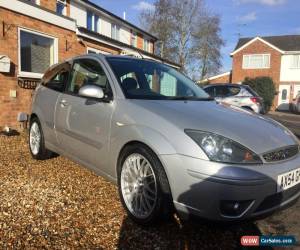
top-left (121, 153), bottom-right (157, 219)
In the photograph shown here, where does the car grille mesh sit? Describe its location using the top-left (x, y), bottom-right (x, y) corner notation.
top-left (263, 145), bottom-right (299, 162)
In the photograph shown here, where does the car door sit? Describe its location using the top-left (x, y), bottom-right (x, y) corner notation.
top-left (223, 86), bottom-right (242, 106)
top-left (54, 57), bottom-right (114, 174)
top-left (36, 62), bottom-right (71, 147)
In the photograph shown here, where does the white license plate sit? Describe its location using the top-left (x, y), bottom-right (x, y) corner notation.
top-left (277, 168), bottom-right (300, 192)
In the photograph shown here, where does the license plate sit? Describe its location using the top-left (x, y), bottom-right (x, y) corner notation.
top-left (277, 168), bottom-right (300, 192)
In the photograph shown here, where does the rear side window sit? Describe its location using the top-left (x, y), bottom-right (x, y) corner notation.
top-left (227, 86), bottom-right (241, 96)
top-left (42, 62), bottom-right (71, 92)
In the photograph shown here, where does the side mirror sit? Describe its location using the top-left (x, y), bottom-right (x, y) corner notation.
top-left (79, 85), bottom-right (104, 99)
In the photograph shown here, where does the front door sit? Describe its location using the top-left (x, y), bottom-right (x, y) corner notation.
top-left (55, 58), bottom-right (114, 175)
top-left (277, 85), bottom-right (290, 110)
top-left (293, 84), bottom-right (300, 99)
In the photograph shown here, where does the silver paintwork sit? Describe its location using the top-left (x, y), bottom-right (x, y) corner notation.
top-left (79, 85), bottom-right (104, 99)
top-left (30, 54), bottom-right (300, 221)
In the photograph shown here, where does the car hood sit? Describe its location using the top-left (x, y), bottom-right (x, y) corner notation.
top-left (132, 100), bottom-right (298, 154)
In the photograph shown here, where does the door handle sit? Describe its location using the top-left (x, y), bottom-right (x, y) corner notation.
top-left (60, 99), bottom-right (69, 107)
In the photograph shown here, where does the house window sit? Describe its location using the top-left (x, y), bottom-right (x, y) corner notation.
top-left (290, 55), bottom-right (300, 69)
top-left (242, 54), bottom-right (270, 69)
top-left (26, 0), bottom-right (40, 4)
top-left (111, 24), bottom-right (120, 40)
top-left (282, 89), bottom-right (287, 100)
top-left (56, 0), bottom-right (66, 15)
top-left (94, 15), bottom-right (100, 33)
top-left (87, 47), bottom-right (111, 55)
top-left (131, 32), bottom-right (137, 47)
top-left (87, 11), bottom-right (93, 31)
top-left (19, 29), bottom-right (57, 77)
top-left (143, 39), bottom-right (150, 52)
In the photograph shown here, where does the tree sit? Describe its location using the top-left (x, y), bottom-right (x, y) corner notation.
top-left (191, 14), bottom-right (224, 79)
top-left (242, 77), bottom-right (276, 112)
top-left (139, 0), bottom-right (224, 77)
top-left (139, 0), bottom-right (175, 59)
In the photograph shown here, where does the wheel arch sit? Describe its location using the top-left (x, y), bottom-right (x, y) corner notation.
top-left (116, 140), bottom-right (173, 196)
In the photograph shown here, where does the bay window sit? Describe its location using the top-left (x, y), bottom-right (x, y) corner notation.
top-left (19, 29), bottom-right (57, 78)
top-left (242, 54), bottom-right (270, 69)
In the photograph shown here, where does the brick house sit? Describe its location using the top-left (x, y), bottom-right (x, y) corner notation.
top-left (198, 71), bottom-right (232, 85)
top-left (0, 0), bottom-right (179, 129)
top-left (202, 35), bottom-right (300, 110)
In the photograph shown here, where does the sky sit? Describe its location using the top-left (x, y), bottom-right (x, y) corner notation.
top-left (91, 0), bottom-right (300, 74)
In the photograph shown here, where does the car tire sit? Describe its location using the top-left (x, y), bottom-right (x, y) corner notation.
top-left (29, 117), bottom-right (53, 160)
top-left (117, 143), bottom-right (173, 226)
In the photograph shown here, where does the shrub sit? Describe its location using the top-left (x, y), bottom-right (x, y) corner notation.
top-left (242, 77), bottom-right (276, 112)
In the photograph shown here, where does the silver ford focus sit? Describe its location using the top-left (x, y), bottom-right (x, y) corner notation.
top-left (29, 55), bottom-right (300, 225)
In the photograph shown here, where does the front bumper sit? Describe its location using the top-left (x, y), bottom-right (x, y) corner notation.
top-left (160, 153), bottom-right (300, 221)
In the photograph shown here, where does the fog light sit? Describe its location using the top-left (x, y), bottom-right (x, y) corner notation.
top-left (220, 200), bottom-right (253, 217)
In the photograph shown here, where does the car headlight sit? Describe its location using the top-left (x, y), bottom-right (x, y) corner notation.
top-left (185, 130), bottom-right (262, 164)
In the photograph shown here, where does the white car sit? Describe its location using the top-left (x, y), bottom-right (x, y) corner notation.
top-left (203, 84), bottom-right (265, 114)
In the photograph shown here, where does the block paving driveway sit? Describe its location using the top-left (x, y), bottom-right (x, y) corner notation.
top-left (0, 133), bottom-right (299, 249)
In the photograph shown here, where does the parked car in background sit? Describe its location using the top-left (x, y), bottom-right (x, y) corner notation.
top-left (290, 94), bottom-right (300, 114)
top-left (29, 55), bottom-right (300, 226)
top-left (203, 84), bottom-right (265, 114)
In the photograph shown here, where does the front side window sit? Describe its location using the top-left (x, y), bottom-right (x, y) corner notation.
top-left (242, 54), bottom-right (270, 69)
top-left (68, 59), bottom-right (109, 95)
top-left (20, 29), bottom-right (57, 76)
top-left (204, 87), bottom-right (216, 97)
top-left (107, 57), bottom-right (210, 100)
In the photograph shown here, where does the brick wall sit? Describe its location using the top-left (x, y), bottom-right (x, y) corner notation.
top-left (231, 40), bottom-right (282, 109)
top-left (208, 73), bottom-right (232, 84)
top-left (40, 0), bottom-right (57, 12)
top-left (232, 40), bottom-right (282, 85)
top-left (137, 33), bottom-right (144, 50)
top-left (0, 8), bottom-right (96, 128)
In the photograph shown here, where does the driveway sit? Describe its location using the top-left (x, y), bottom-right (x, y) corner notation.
top-left (268, 111), bottom-right (300, 137)
top-left (0, 134), bottom-right (299, 249)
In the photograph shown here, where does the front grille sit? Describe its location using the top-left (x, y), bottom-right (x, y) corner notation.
top-left (263, 145), bottom-right (299, 162)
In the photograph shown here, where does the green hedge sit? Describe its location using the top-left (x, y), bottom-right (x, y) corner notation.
top-left (242, 77), bottom-right (276, 112)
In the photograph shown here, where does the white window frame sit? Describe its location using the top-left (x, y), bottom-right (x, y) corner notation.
top-left (131, 32), bottom-right (137, 47)
top-left (18, 27), bottom-right (58, 79)
top-left (87, 47), bottom-right (111, 55)
top-left (111, 24), bottom-right (120, 41)
top-left (242, 54), bottom-right (271, 69)
top-left (143, 39), bottom-right (151, 52)
top-left (56, 0), bottom-right (67, 15)
top-left (290, 55), bottom-right (300, 69)
top-left (27, 0), bottom-right (40, 5)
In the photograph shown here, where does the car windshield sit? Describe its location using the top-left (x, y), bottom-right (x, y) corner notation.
top-left (106, 57), bottom-right (211, 100)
